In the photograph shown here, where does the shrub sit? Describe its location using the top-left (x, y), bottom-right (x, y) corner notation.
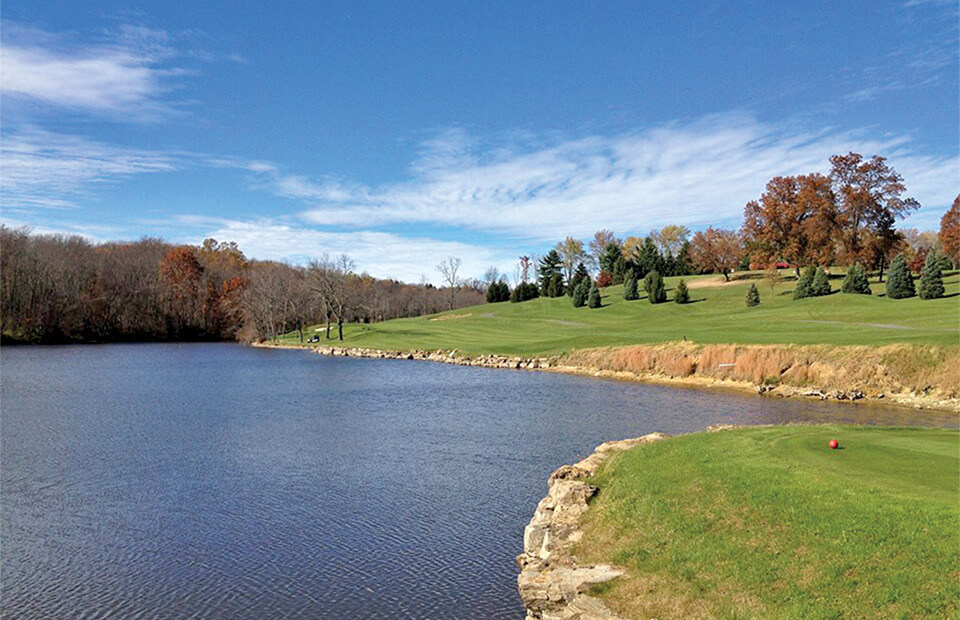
top-left (918, 251), bottom-right (945, 300)
top-left (841, 263), bottom-right (871, 295)
top-left (596, 271), bottom-right (613, 288)
top-left (793, 265), bottom-right (816, 300)
top-left (673, 279), bottom-right (690, 304)
top-left (644, 271), bottom-right (666, 304)
top-left (745, 283), bottom-right (760, 307)
top-left (623, 273), bottom-right (639, 300)
top-left (811, 266), bottom-right (832, 297)
top-left (886, 255), bottom-right (916, 299)
top-left (572, 278), bottom-right (590, 307)
top-left (587, 283), bottom-right (602, 308)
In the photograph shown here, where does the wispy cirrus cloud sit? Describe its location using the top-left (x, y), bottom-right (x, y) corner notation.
top-left (231, 114), bottom-right (957, 241)
top-left (1, 23), bottom-right (195, 118)
top-left (0, 128), bottom-right (181, 211)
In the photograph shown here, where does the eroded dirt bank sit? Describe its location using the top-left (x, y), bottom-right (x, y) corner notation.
top-left (253, 342), bottom-right (959, 413)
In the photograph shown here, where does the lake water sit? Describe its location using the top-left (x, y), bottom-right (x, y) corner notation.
top-left (2, 343), bottom-right (955, 619)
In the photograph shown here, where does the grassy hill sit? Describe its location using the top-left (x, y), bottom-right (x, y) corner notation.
top-left (277, 271), bottom-right (960, 356)
top-left (575, 425), bottom-right (960, 618)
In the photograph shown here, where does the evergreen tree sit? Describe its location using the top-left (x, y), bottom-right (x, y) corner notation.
top-left (567, 262), bottom-right (589, 297)
top-left (572, 279), bottom-right (590, 307)
top-left (661, 252), bottom-right (679, 277)
top-left (623, 273), bottom-right (639, 300)
top-left (918, 251), bottom-right (945, 300)
top-left (673, 279), bottom-right (690, 304)
top-left (587, 283), bottom-right (602, 308)
top-left (885, 254), bottom-right (916, 299)
top-left (637, 237), bottom-right (661, 278)
top-left (510, 282), bottom-right (540, 303)
top-left (547, 272), bottom-right (565, 298)
top-left (745, 283), bottom-right (760, 307)
top-left (811, 266), bottom-right (832, 297)
top-left (676, 241), bottom-right (695, 276)
top-left (600, 243), bottom-right (623, 283)
top-left (486, 280), bottom-right (510, 303)
top-left (644, 270), bottom-right (666, 304)
top-left (841, 263), bottom-right (871, 295)
top-left (793, 265), bottom-right (816, 300)
top-left (485, 281), bottom-right (498, 303)
top-left (537, 250), bottom-right (563, 295)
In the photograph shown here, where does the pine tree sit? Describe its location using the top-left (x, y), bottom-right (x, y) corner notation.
top-left (587, 283), bottom-right (602, 308)
top-left (486, 281), bottom-right (498, 303)
top-left (547, 272), bottom-right (565, 298)
top-left (486, 280), bottom-right (510, 303)
top-left (623, 273), bottom-right (639, 300)
top-left (568, 262), bottom-right (589, 297)
top-left (637, 237), bottom-right (661, 278)
top-left (510, 282), bottom-right (539, 303)
top-left (644, 270), bottom-right (666, 304)
top-left (745, 283), bottom-right (760, 307)
top-left (811, 266), bottom-right (832, 297)
top-left (572, 279), bottom-right (590, 307)
top-left (673, 279), bottom-right (689, 304)
top-left (538, 250), bottom-right (563, 296)
top-left (885, 254), bottom-right (916, 299)
top-left (918, 251), bottom-right (945, 300)
top-left (793, 265), bottom-right (816, 300)
top-left (676, 241), bottom-right (694, 276)
top-left (841, 263), bottom-right (871, 295)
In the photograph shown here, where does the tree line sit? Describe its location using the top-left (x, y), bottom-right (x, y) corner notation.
top-left (484, 152), bottom-right (958, 305)
top-left (0, 228), bottom-right (482, 344)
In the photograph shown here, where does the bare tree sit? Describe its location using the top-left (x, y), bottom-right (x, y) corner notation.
top-left (436, 256), bottom-right (462, 310)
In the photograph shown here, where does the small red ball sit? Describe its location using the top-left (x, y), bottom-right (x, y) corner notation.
top-left (828, 439), bottom-right (839, 449)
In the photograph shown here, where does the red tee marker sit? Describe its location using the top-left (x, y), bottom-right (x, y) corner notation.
top-left (828, 439), bottom-right (839, 449)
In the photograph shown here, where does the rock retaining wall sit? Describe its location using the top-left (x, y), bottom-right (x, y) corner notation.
top-left (516, 432), bottom-right (669, 620)
top-left (310, 345), bottom-right (553, 370)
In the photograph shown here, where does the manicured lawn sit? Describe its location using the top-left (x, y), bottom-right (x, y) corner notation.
top-left (277, 271), bottom-right (960, 355)
top-left (576, 425), bottom-right (960, 619)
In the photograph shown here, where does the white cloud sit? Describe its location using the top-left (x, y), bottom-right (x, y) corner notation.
top-left (175, 216), bottom-right (517, 284)
top-left (0, 23), bottom-right (191, 118)
top-left (0, 128), bottom-right (180, 210)
top-left (235, 114), bottom-right (956, 240)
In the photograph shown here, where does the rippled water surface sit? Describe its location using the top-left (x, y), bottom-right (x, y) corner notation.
top-left (2, 343), bottom-right (955, 619)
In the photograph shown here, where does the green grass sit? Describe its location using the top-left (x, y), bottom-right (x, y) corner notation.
top-left (278, 271), bottom-right (960, 355)
top-left (577, 425), bottom-right (960, 619)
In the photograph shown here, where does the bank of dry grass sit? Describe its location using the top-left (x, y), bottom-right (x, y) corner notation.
top-left (562, 343), bottom-right (959, 401)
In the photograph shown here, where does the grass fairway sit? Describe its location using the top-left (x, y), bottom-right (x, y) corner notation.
top-left (277, 271), bottom-right (960, 356)
top-left (576, 426), bottom-right (960, 619)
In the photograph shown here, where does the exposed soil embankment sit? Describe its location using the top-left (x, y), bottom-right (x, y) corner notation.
top-left (560, 343), bottom-right (959, 412)
top-left (253, 342), bottom-right (959, 412)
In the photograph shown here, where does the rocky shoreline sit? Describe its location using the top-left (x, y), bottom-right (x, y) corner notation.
top-left (515, 432), bottom-right (669, 619)
top-left (253, 342), bottom-right (959, 413)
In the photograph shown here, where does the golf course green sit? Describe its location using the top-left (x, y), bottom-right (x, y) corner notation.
top-left (277, 271), bottom-right (960, 356)
top-left (575, 425), bottom-right (960, 619)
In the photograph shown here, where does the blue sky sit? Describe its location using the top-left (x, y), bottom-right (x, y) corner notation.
top-left (2, 0), bottom-right (957, 282)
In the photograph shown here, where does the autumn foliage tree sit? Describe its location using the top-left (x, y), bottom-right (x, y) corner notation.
top-left (689, 228), bottom-right (742, 280)
top-left (829, 153), bottom-right (919, 278)
top-left (742, 174), bottom-right (837, 273)
top-left (940, 195), bottom-right (960, 268)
